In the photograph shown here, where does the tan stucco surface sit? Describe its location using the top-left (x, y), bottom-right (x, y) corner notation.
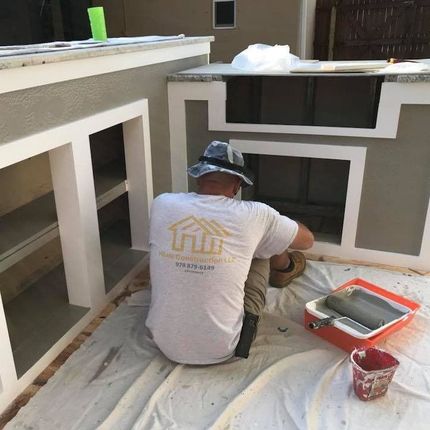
top-left (0, 55), bottom-right (207, 303)
top-left (119, 0), bottom-right (301, 62)
top-left (0, 54), bottom-right (207, 208)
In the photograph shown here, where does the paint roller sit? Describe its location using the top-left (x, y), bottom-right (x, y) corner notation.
top-left (308, 293), bottom-right (387, 331)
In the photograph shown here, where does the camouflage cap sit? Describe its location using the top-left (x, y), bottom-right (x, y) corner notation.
top-left (187, 141), bottom-right (254, 187)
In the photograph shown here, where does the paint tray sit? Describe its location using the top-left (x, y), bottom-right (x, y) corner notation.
top-left (304, 278), bottom-right (420, 352)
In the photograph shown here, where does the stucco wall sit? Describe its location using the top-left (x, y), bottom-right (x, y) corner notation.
top-left (0, 154), bottom-right (52, 217)
top-left (0, 54), bottom-right (207, 210)
top-left (185, 101), bottom-right (430, 256)
top-left (0, 54), bottom-right (207, 303)
top-left (118, 0), bottom-right (300, 62)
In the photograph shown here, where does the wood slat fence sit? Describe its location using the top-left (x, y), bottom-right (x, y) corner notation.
top-left (314, 0), bottom-right (430, 60)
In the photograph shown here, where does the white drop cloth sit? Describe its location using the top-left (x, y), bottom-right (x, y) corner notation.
top-left (5, 261), bottom-right (430, 430)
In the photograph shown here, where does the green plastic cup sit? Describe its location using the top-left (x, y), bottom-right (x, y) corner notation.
top-left (87, 7), bottom-right (108, 41)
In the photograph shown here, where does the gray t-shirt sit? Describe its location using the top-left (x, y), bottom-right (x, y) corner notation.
top-left (145, 193), bottom-right (298, 364)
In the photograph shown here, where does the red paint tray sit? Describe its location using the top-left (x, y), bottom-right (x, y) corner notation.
top-left (304, 278), bottom-right (420, 352)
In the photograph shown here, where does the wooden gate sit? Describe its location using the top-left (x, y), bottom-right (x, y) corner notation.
top-left (314, 0), bottom-right (430, 60)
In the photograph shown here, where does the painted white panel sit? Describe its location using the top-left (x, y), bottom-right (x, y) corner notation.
top-left (0, 292), bottom-right (17, 399)
top-left (231, 138), bottom-right (366, 251)
top-left (49, 138), bottom-right (105, 308)
top-left (123, 106), bottom-right (154, 251)
top-left (168, 82), bottom-right (220, 192)
top-left (206, 81), bottom-right (430, 139)
top-left (0, 101), bottom-right (148, 170)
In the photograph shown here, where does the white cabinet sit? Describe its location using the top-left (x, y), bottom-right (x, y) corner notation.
top-left (0, 100), bottom-right (153, 412)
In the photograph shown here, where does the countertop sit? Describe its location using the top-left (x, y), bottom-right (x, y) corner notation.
top-left (0, 36), bottom-right (214, 71)
top-left (168, 62), bottom-right (430, 83)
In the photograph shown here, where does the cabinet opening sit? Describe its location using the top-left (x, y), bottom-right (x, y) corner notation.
top-left (0, 154), bottom-right (88, 378)
top-left (97, 193), bottom-right (146, 293)
top-left (226, 76), bottom-right (383, 128)
top-left (90, 125), bottom-right (146, 293)
top-left (242, 154), bottom-right (350, 244)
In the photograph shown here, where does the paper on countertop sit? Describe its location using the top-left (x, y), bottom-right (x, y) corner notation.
top-left (5, 261), bottom-right (430, 430)
top-left (290, 59), bottom-right (430, 74)
top-left (290, 61), bottom-right (389, 73)
top-left (382, 61), bottom-right (430, 73)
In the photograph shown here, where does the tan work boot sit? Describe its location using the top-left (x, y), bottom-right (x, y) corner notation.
top-left (269, 251), bottom-right (307, 288)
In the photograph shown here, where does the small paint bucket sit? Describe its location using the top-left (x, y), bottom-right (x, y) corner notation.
top-left (350, 347), bottom-right (399, 401)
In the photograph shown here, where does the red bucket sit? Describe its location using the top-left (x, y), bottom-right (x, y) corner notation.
top-left (350, 347), bottom-right (399, 401)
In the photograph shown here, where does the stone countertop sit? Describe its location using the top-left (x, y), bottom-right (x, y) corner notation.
top-left (168, 62), bottom-right (430, 82)
top-left (0, 36), bottom-right (214, 71)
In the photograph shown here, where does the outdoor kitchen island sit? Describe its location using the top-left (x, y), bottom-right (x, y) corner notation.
top-left (168, 62), bottom-right (430, 272)
top-left (2, 57), bottom-right (430, 430)
top-left (0, 35), bottom-right (213, 414)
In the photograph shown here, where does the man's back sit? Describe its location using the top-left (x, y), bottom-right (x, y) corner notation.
top-left (146, 192), bottom-right (298, 364)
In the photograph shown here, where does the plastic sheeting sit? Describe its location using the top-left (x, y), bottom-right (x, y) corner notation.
top-left (231, 44), bottom-right (300, 72)
top-left (6, 261), bottom-right (430, 430)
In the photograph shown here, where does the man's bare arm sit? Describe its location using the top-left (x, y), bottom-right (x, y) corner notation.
top-left (290, 222), bottom-right (314, 250)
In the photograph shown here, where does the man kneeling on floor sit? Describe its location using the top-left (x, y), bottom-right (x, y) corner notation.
top-left (146, 141), bottom-right (314, 363)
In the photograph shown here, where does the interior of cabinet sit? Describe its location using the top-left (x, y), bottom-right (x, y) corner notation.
top-left (89, 125), bottom-right (146, 293)
top-left (226, 75), bottom-right (384, 128)
top-left (3, 252), bottom-right (88, 378)
top-left (0, 122), bottom-right (147, 378)
top-left (97, 194), bottom-right (145, 293)
top-left (0, 154), bottom-right (89, 378)
top-left (242, 154), bottom-right (350, 244)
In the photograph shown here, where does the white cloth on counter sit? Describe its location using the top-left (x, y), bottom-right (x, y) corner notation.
top-left (5, 261), bottom-right (430, 430)
top-left (232, 43), bottom-right (300, 72)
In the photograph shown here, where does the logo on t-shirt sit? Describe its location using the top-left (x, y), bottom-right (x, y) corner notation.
top-left (168, 215), bottom-right (230, 255)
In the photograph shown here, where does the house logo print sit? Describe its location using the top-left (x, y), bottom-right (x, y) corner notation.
top-left (168, 216), bottom-right (230, 255)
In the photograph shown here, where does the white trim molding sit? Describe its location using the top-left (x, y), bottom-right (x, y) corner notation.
top-left (168, 81), bottom-right (221, 192)
top-left (208, 81), bottom-right (430, 139)
top-left (168, 80), bottom-right (430, 189)
top-left (0, 100), bottom-right (149, 169)
top-left (0, 100), bottom-right (152, 414)
top-left (168, 81), bottom-right (430, 270)
top-left (231, 139), bottom-right (366, 254)
top-left (231, 139), bottom-right (430, 271)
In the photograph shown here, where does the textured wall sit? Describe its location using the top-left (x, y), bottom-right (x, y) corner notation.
top-left (185, 101), bottom-right (430, 256)
top-left (0, 154), bottom-right (52, 217)
top-left (120, 0), bottom-right (300, 62)
top-left (0, 54), bottom-right (207, 302)
top-left (0, 54), bottom-right (207, 203)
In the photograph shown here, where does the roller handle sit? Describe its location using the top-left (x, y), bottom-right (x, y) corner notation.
top-left (308, 317), bottom-right (336, 330)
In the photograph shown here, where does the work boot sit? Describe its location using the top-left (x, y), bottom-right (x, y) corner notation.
top-left (269, 251), bottom-right (307, 288)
